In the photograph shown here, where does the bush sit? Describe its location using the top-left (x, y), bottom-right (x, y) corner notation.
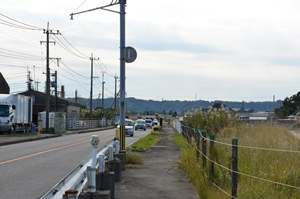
top-left (126, 151), bottom-right (143, 165)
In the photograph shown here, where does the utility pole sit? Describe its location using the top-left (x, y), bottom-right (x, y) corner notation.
top-left (102, 72), bottom-right (105, 109)
top-left (70, 0), bottom-right (135, 154)
top-left (33, 65), bottom-right (36, 90)
top-left (26, 68), bottom-right (33, 91)
top-left (75, 90), bottom-right (78, 102)
top-left (51, 71), bottom-right (58, 112)
top-left (55, 71), bottom-right (57, 112)
top-left (114, 74), bottom-right (118, 113)
top-left (45, 24), bottom-right (50, 134)
top-left (36, 79), bottom-right (41, 91)
top-left (41, 23), bottom-right (60, 133)
top-left (119, 0), bottom-right (126, 151)
top-left (90, 54), bottom-right (99, 118)
top-left (98, 93), bottom-right (101, 108)
top-left (90, 54), bottom-right (94, 119)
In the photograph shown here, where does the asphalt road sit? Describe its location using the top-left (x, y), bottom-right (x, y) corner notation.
top-left (0, 128), bottom-right (151, 199)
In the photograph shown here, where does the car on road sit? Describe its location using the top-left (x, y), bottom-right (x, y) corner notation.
top-left (134, 119), bottom-right (146, 131)
top-left (152, 119), bottom-right (159, 126)
top-left (145, 119), bottom-right (152, 128)
top-left (117, 119), bottom-right (134, 137)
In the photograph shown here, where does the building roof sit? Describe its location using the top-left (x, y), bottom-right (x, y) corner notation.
top-left (18, 90), bottom-right (83, 108)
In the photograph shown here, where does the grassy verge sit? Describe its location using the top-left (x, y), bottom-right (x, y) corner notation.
top-left (130, 130), bottom-right (159, 152)
top-left (174, 124), bottom-right (300, 199)
top-left (126, 129), bottom-right (160, 168)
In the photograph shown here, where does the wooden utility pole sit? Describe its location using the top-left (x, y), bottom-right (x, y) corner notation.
top-left (41, 23), bottom-right (60, 133)
top-left (90, 54), bottom-right (99, 118)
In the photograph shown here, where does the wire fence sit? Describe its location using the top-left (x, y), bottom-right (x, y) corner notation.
top-left (173, 120), bottom-right (300, 199)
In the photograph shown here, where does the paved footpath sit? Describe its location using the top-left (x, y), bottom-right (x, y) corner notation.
top-left (115, 125), bottom-right (200, 199)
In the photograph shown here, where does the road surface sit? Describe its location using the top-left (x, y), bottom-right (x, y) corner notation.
top-left (0, 128), bottom-right (151, 199)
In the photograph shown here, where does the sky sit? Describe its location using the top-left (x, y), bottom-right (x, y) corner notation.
top-left (1, 0), bottom-right (300, 102)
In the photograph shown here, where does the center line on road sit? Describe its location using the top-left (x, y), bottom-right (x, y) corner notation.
top-left (0, 134), bottom-right (113, 166)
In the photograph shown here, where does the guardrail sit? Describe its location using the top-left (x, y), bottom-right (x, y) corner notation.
top-left (41, 135), bottom-right (121, 199)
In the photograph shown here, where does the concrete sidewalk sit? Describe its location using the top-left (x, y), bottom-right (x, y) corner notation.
top-left (115, 125), bottom-right (200, 199)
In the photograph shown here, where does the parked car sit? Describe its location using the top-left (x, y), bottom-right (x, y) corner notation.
top-left (145, 119), bottom-right (152, 128)
top-left (117, 119), bottom-right (134, 137)
top-left (135, 119), bottom-right (146, 131)
top-left (152, 119), bottom-right (159, 126)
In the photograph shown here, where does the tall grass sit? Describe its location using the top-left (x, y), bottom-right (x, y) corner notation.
top-left (176, 117), bottom-right (300, 199)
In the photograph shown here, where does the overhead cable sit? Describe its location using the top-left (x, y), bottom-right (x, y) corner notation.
top-left (60, 60), bottom-right (89, 79)
top-left (0, 13), bottom-right (43, 30)
top-left (60, 33), bottom-right (89, 58)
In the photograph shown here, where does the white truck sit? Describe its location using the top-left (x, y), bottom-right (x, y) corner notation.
top-left (0, 94), bottom-right (33, 133)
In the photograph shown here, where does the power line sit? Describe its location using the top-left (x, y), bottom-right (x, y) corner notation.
top-left (95, 59), bottom-right (115, 77)
top-left (0, 13), bottom-right (43, 30)
top-left (60, 60), bottom-right (89, 79)
top-left (0, 63), bottom-right (43, 68)
top-left (0, 47), bottom-right (41, 60)
top-left (60, 33), bottom-right (89, 58)
top-left (0, 29), bottom-right (41, 51)
top-left (51, 34), bottom-right (88, 59)
top-left (58, 67), bottom-right (89, 86)
top-left (72, 0), bottom-right (89, 13)
top-left (0, 16), bottom-right (42, 31)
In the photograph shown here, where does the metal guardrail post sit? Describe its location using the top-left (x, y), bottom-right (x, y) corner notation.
top-left (88, 135), bottom-right (99, 193)
top-left (98, 153), bottom-right (106, 173)
top-left (108, 145), bottom-right (114, 161)
top-left (114, 140), bottom-right (120, 155)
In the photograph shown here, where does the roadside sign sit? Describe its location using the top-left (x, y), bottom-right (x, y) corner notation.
top-left (125, 46), bottom-right (137, 63)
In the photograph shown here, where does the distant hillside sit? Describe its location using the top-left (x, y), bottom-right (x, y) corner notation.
top-left (68, 97), bottom-right (282, 114)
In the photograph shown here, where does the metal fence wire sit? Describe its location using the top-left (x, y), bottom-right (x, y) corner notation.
top-left (173, 120), bottom-right (300, 199)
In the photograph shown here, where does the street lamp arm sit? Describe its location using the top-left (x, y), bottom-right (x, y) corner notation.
top-left (70, 2), bottom-right (120, 19)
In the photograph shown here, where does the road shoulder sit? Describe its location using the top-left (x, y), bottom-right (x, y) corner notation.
top-left (115, 125), bottom-right (200, 199)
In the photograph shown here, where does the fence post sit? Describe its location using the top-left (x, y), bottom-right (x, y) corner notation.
top-left (181, 125), bottom-right (185, 139)
top-left (209, 134), bottom-right (215, 181)
top-left (232, 137), bottom-right (238, 199)
top-left (183, 125), bottom-right (188, 141)
top-left (196, 129), bottom-right (200, 160)
top-left (188, 126), bottom-right (192, 144)
top-left (201, 131), bottom-right (207, 168)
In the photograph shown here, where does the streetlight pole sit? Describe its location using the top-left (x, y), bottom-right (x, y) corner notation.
top-left (70, 0), bottom-right (132, 152)
top-left (119, 0), bottom-right (126, 151)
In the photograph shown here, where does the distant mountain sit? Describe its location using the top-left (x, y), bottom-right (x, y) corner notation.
top-left (68, 97), bottom-right (282, 114)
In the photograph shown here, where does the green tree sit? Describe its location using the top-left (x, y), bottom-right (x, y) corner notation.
top-left (275, 91), bottom-right (300, 118)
